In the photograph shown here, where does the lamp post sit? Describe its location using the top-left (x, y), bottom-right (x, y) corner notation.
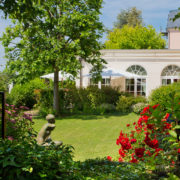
top-left (0, 92), bottom-right (5, 139)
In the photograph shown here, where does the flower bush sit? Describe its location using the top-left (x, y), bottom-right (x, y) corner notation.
top-left (132, 102), bottom-right (149, 114)
top-left (108, 95), bottom-right (180, 177)
top-left (4, 104), bottom-right (36, 141)
top-left (0, 104), bottom-right (78, 179)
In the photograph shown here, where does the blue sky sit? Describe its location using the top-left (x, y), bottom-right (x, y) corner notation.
top-left (0, 0), bottom-right (180, 71)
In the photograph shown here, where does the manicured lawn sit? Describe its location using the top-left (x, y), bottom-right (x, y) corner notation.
top-left (33, 113), bottom-right (138, 161)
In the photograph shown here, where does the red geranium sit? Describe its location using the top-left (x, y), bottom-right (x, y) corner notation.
top-left (135, 147), bottom-right (145, 158)
top-left (107, 156), bottom-right (112, 161)
top-left (130, 138), bottom-right (137, 144)
top-left (119, 149), bottom-right (126, 157)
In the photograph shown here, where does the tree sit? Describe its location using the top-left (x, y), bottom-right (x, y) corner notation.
top-left (114, 7), bottom-right (143, 29)
top-left (0, 72), bottom-right (9, 92)
top-left (0, 0), bottom-right (43, 19)
top-left (1, 0), bottom-right (105, 115)
top-left (105, 25), bottom-right (166, 49)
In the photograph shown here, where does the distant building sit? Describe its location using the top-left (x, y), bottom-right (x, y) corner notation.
top-left (79, 10), bottom-right (180, 97)
top-left (167, 9), bottom-right (180, 49)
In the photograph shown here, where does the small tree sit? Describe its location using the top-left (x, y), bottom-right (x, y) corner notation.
top-left (114, 7), bottom-right (143, 29)
top-left (1, 0), bottom-right (106, 115)
top-left (105, 25), bottom-right (166, 49)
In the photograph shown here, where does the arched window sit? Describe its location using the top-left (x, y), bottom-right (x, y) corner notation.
top-left (161, 65), bottom-right (180, 85)
top-left (127, 65), bottom-right (147, 76)
top-left (126, 65), bottom-right (147, 96)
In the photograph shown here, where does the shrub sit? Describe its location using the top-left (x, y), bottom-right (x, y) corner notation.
top-left (149, 82), bottom-right (180, 110)
top-left (98, 103), bottom-right (116, 113)
top-left (116, 95), bottom-right (131, 113)
top-left (116, 95), bottom-right (147, 113)
top-left (2, 103), bottom-right (35, 141)
top-left (0, 104), bottom-right (76, 179)
top-left (9, 78), bottom-right (48, 109)
top-left (0, 139), bottom-right (76, 180)
top-left (132, 102), bottom-right (148, 114)
top-left (39, 86), bottom-right (121, 116)
top-left (109, 93), bottom-right (180, 178)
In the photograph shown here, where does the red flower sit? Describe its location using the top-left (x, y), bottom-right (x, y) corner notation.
top-left (116, 139), bottom-right (120, 145)
top-left (152, 104), bottom-right (159, 109)
top-left (154, 148), bottom-right (163, 157)
top-left (119, 149), bottom-right (126, 157)
top-left (141, 106), bottom-right (150, 114)
top-left (130, 157), bottom-right (138, 163)
top-left (145, 150), bottom-right (152, 156)
top-left (130, 139), bottom-right (137, 144)
top-left (147, 124), bottom-right (154, 130)
top-left (126, 124), bottom-right (130, 127)
top-left (107, 156), bottom-right (112, 161)
top-left (178, 149), bottom-right (180, 154)
top-left (119, 157), bottom-right (123, 162)
top-left (163, 122), bottom-right (171, 130)
top-left (165, 113), bottom-right (170, 120)
top-left (135, 147), bottom-right (145, 158)
top-left (144, 133), bottom-right (159, 149)
top-left (133, 122), bottom-right (136, 125)
top-left (117, 132), bottom-right (132, 150)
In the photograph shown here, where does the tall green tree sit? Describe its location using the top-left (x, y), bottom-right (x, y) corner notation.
top-left (114, 7), bottom-right (143, 29)
top-left (1, 0), bottom-right (105, 115)
top-left (105, 25), bottom-right (166, 49)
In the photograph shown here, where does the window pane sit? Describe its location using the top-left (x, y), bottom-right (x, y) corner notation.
top-left (137, 85), bottom-right (141, 91)
top-left (167, 79), bottom-right (171, 84)
top-left (130, 85), bottom-right (134, 91)
top-left (106, 79), bottom-right (110, 84)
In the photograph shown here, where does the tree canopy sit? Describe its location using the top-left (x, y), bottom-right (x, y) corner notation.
top-left (114, 7), bottom-right (143, 29)
top-left (105, 25), bottom-right (166, 49)
top-left (1, 0), bottom-right (105, 114)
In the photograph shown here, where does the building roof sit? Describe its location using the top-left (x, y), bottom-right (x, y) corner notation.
top-left (167, 9), bottom-right (180, 29)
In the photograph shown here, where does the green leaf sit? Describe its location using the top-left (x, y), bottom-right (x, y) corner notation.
top-left (169, 130), bottom-right (177, 138)
top-left (174, 125), bottom-right (180, 129)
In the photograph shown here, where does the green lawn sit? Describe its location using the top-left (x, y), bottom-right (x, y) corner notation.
top-left (33, 113), bottom-right (138, 161)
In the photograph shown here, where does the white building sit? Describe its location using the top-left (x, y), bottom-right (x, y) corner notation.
top-left (78, 10), bottom-right (180, 97)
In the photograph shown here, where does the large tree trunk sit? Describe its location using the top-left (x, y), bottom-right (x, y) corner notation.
top-left (53, 67), bottom-right (60, 115)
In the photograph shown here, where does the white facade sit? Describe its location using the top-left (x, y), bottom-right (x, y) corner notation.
top-left (79, 49), bottom-right (180, 97)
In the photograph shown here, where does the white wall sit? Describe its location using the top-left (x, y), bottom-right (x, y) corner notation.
top-left (80, 50), bottom-right (180, 97)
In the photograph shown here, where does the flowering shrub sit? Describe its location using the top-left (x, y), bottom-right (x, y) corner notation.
top-left (3, 104), bottom-right (36, 141)
top-left (132, 102), bottom-right (149, 114)
top-left (108, 98), bottom-right (180, 176)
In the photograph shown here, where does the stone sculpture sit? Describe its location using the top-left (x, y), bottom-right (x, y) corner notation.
top-left (37, 114), bottom-right (63, 146)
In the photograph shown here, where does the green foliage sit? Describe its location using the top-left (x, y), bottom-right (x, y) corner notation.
top-left (0, 72), bottom-right (10, 91)
top-left (1, 0), bottom-right (106, 114)
top-left (76, 158), bottom-right (150, 179)
top-left (116, 95), bottom-right (147, 113)
top-left (114, 7), bottom-right (143, 29)
top-left (149, 82), bottom-right (180, 110)
top-left (5, 104), bottom-right (36, 141)
top-left (0, 139), bottom-right (76, 180)
top-left (132, 102), bottom-right (149, 114)
top-left (97, 103), bottom-right (116, 114)
top-left (39, 86), bottom-right (122, 116)
top-left (8, 78), bottom-right (47, 108)
top-left (105, 25), bottom-right (166, 49)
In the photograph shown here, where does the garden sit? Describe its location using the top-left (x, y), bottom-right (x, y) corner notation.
top-left (0, 1), bottom-right (180, 179)
top-left (0, 79), bottom-right (180, 179)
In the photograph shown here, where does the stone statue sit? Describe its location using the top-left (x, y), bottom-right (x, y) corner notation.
top-left (37, 114), bottom-right (63, 146)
